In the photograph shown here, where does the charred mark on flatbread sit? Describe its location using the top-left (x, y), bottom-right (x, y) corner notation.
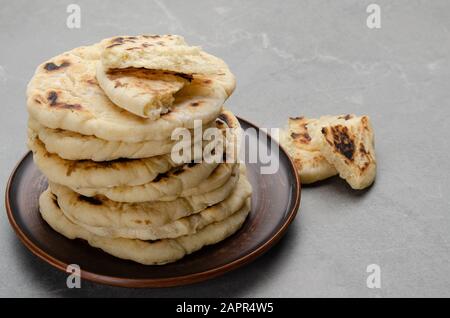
top-left (291, 131), bottom-right (311, 143)
top-left (218, 113), bottom-right (232, 127)
top-left (153, 172), bottom-right (169, 182)
top-left (106, 43), bottom-right (122, 49)
top-left (173, 72), bottom-right (193, 82)
top-left (338, 114), bottom-right (353, 121)
top-left (190, 101), bottom-right (203, 107)
top-left (106, 36), bottom-right (138, 48)
top-left (114, 80), bottom-right (126, 88)
top-left (44, 61), bottom-right (70, 71)
top-left (85, 78), bottom-right (99, 86)
top-left (289, 116), bottom-right (305, 121)
top-left (323, 125), bottom-right (355, 160)
top-left (143, 35), bottom-right (161, 39)
top-left (187, 161), bottom-right (198, 168)
top-left (78, 195), bottom-right (103, 205)
top-left (171, 166), bottom-right (186, 176)
top-left (47, 91), bottom-right (82, 110)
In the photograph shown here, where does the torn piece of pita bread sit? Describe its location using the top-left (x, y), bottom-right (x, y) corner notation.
top-left (281, 117), bottom-right (337, 184)
top-left (317, 114), bottom-right (376, 189)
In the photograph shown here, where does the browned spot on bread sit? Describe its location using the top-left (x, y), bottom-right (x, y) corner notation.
top-left (134, 220), bottom-right (142, 224)
top-left (112, 37), bottom-right (124, 43)
top-left (153, 172), bottom-right (169, 182)
top-left (359, 143), bottom-right (367, 155)
top-left (161, 109), bottom-right (172, 116)
top-left (114, 80), bottom-right (126, 88)
top-left (338, 114), bottom-right (353, 120)
top-left (34, 98), bottom-right (42, 104)
top-left (143, 35), bottom-right (160, 39)
top-left (144, 220), bottom-right (151, 225)
top-left (106, 43), bottom-right (122, 49)
top-left (203, 79), bottom-right (212, 84)
top-left (293, 158), bottom-right (303, 170)
top-left (323, 125), bottom-right (355, 160)
top-left (44, 61), bottom-right (70, 71)
top-left (360, 161), bottom-right (370, 172)
top-left (172, 167), bottom-right (185, 176)
top-left (85, 78), bottom-right (98, 86)
top-left (361, 116), bottom-right (371, 131)
top-left (173, 72), bottom-right (193, 81)
top-left (291, 132), bottom-right (311, 144)
top-left (289, 116), bottom-right (305, 121)
top-left (126, 46), bottom-right (142, 50)
top-left (106, 36), bottom-right (138, 49)
top-left (141, 43), bottom-right (153, 48)
top-left (187, 162), bottom-right (197, 168)
top-left (190, 101), bottom-right (202, 107)
top-left (47, 91), bottom-right (82, 110)
top-left (78, 195), bottom-right (102, 205)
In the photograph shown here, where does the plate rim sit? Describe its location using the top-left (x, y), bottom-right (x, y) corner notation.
top-left (5, 116), bottom-right (301, 288)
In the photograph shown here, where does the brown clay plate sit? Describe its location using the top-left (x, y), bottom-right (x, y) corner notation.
top-left (5, 117), bottom-right (301, 288)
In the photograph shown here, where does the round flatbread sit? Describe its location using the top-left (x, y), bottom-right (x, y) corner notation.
top-left (28, 117), bottom-right (211, 161)
top-left (100, 35), bottom-right (236, 89)
top-left (27, 134), bottom-right (183, 189)
top-left (26, 43), bottom-right (227, 142)
top-left (74, 162), bottom-right (234, 203)
top-left (39, 188), bottom-right (250, 265)
top-left (50, 169), bottom-right (250, 240)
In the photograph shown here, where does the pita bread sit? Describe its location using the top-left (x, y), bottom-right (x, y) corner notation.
top-left (50, 170), bottom-right (250, 240)
top-left (39, 188), bottom-right (250, 265)
top-left (281, 117), bottom-right (337, 184)
top-left (74, 162), bottom-right (234, 203)
top-left (28, 118), bottom-right (211, 161)
top-left (28, 134), bottom-right (185, 189)
top-left (317, 115), bottom-right (376, 189)
top-left (26, 43), bottom-right (226, 142)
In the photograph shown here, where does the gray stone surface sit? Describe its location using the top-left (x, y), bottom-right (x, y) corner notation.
top-left (1, 0), bottom-right (450, 297)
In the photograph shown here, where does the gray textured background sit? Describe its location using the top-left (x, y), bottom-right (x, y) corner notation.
top-left (1, 0), bottom-right (450, 297)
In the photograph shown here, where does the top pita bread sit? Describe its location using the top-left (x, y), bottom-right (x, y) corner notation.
top-left (97, 35), bottom-right (235, 119)
top-left (26, 43), bottom-right (227, 142)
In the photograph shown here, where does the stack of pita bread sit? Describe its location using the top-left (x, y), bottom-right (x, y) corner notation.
top-left (26, 35), bottom-right (252, 265)
top-left (281, 115), bottom-right (376, 189)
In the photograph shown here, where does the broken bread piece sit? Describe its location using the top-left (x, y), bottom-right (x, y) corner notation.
top-left (281, 117), bottom-right (337, 184)
top-left (318, 115), bottom-right (376, 190)
top-left (100, 35), bottom-right (225, 75)
top-left (96, 63), bottom-right (189, 119)
top-left (97, 35), bottom-right (235, 119)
